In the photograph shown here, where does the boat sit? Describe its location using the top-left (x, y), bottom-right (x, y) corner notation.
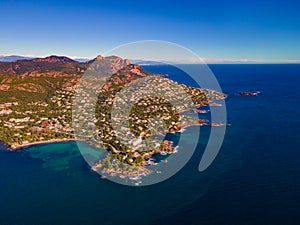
top-left (134, 182), bottom-right (141, 186)
top-left (195, 109), bottom-right (208, 113)
top-left (209, 103), bottom-right (222, 107)
top-left (160, 151), bottom-right (168, 155)
top-left (129, 176), bottom-right (141, 181)
top-left (146, 160), bottom-right (157, 166)
top-left (209, 122), bottom-right (225, 127)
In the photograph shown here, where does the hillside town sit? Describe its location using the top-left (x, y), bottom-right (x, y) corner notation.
top-left (0, 56), bottom-right (226, 177)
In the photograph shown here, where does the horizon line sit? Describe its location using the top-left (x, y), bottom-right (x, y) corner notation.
top-left (1, 54), bottom-right (300, 64)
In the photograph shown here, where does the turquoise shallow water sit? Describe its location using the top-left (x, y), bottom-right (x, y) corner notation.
top-left (0, 64), bottom-right (299, 225)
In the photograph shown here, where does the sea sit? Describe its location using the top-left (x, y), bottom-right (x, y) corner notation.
top-left (0, 64), bottom-right (299, 225)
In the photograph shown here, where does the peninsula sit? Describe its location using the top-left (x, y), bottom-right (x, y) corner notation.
top-left (0, 55), bottom-right (226, 177)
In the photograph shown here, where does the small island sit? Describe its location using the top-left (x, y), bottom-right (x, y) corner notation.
top-left (239, 91), bottom-right (260, 96)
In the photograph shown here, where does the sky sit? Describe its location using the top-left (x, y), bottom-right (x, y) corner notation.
top-left (1, 0), bottom-right (300, 63)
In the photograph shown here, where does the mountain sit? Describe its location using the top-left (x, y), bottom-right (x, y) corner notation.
top-left (0, 55), bottom-right (34, 62)
top-left (0, 55), bottom-right (87, 75)
top-left (0, 55), bottom-right (92, 63)
top-left (102, 64), bottom-right (156, 90)
top-left (31, 55), bottom-right (76, 63)
top-left (0, 55), bottom-right (129, 75)
top-left (85, 55), bottom-right (130, 77)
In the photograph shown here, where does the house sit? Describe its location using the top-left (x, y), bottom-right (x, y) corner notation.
top-left (131, 137), bottom-right (142, 147)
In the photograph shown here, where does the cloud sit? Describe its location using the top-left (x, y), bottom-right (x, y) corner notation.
top-left (285, 59), bottom-right (300, 63)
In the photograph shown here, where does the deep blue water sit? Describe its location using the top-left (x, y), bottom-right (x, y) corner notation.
top-left (0, 64), bottom-right (299, 225)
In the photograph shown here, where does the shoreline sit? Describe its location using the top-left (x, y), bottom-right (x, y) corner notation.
top-left (1, 119), bottom-right (226, 179)
top-left (9, 138), bottom-right (80, 151)
top-left (4, 118), bottom-right (216, 151)
top-left (3, 98), bottom-right (225, 152)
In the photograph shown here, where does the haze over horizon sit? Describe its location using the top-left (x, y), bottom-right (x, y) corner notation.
top-left (1, 0), bottom-right (300, 63)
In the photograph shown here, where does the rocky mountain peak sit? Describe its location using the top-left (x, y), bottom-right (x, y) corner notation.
top-left (95, 55), bottom-right (103, 60)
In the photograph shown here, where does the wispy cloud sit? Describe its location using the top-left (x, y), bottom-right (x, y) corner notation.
top-left (202, 58), bottom-right (259, 64)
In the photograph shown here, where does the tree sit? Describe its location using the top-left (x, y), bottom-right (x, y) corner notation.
top-left (136, 156), bottom-right (143, 164)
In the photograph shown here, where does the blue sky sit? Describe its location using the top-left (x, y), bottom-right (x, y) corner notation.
top-left (1, 0), bottom-right (300, 62)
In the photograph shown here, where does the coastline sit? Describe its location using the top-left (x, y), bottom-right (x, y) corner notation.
top-left (9, 138), bottom-right (80, 151)
top-left (3, 120), bottom-right (194, 152)
top-left (5, 115), bottom-right (218, 151)
top-left (2, 99), bottom-right (227, 178)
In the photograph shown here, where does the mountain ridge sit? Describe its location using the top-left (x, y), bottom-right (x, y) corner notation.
top-left (0, 55), bottom-right (130, 75)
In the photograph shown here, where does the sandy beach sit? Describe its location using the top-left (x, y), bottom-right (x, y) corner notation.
top-left (10, 138), bottom-right (80, 150)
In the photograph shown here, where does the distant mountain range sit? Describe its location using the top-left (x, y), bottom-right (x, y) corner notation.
top-left (0, 55), bottom-right (34, 62)
top-left (73, 58), bottom-right (91, 62)
top-left (130, 59), bottom-right (166, 65)
top-left (0, 55), bottom-right (91, 63)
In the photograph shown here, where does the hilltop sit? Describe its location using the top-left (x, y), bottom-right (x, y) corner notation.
top-left (0, 55), bottom-right (87, 75)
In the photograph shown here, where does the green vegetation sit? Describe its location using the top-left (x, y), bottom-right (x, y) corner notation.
top-left (0, 63), bottom-right (225, 177)
top-left (89, 75), bottom-right (225, 171)
top-left (0, 73), bottom-right (78, 148)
